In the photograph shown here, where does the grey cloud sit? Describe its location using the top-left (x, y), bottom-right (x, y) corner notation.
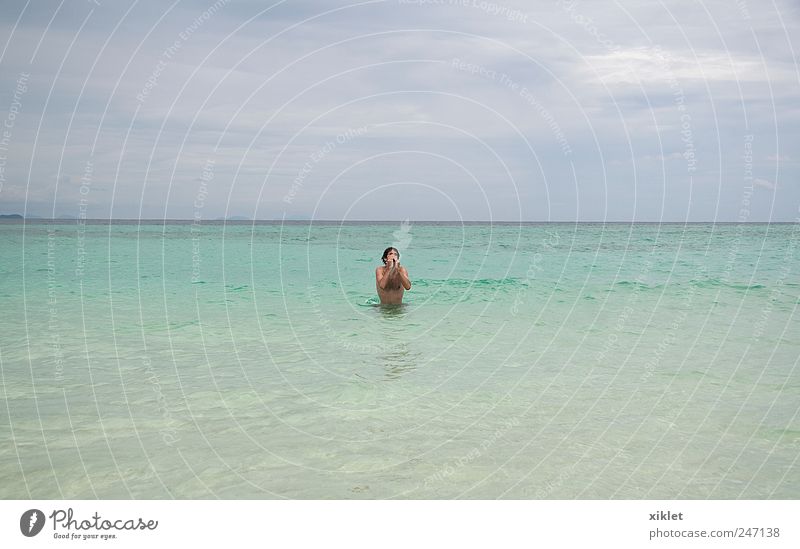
top-left (1, 0), bottom-right (798, 220)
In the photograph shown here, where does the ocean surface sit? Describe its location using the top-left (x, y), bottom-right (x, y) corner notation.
top-left (1, 220), bottom-right (798, 499)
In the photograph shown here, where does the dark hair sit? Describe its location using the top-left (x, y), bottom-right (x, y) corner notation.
top-left (381, 247), bottom-right (399, 264)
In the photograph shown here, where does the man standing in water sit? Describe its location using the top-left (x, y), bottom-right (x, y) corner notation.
top-left (376, 247), bottom-right (412, 304)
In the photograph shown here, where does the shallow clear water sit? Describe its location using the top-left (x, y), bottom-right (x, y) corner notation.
top-left (1, 220), bottom-right (798, 498)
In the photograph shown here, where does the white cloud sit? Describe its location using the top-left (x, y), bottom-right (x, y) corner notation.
top-left (753, 178), bottom-right (776, 190)
top-left (583, 47), bottom-right (789, 86)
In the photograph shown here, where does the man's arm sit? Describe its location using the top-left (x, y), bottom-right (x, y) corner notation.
top-left (376, 266), bottom-right (392, 289)
top-left (398, 266), bottom-right (412, 290)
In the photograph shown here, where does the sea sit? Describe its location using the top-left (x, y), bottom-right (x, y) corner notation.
top-left (1, 220), bottom-right (798, 499)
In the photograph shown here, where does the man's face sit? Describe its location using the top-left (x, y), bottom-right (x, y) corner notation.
top-left (385, 250), bottom-right (398, 263)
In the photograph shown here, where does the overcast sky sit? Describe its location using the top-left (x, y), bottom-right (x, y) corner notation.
top-left (0, 0), bottom-right (798, 221)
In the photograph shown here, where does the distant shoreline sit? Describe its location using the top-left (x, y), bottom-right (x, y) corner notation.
top-left (1, 218), bottom-right (797, 225)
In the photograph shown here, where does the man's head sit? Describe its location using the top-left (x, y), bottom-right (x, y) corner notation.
top-left (382, 247), bottom-right (399, 265)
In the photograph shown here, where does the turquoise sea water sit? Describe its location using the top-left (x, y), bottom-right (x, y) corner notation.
top-left (1, 220), bottom-right (798, 499)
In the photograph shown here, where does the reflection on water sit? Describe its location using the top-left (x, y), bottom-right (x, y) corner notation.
top-left (382, 345), bottom-right (420, 381)
top-left (373, 302), bottom-right (418, 380)
top-left (377, 303), bottom-right (407, 318)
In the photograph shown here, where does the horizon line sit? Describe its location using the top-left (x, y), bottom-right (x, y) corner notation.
top-left (1, 217), bottom-right (797, 224)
